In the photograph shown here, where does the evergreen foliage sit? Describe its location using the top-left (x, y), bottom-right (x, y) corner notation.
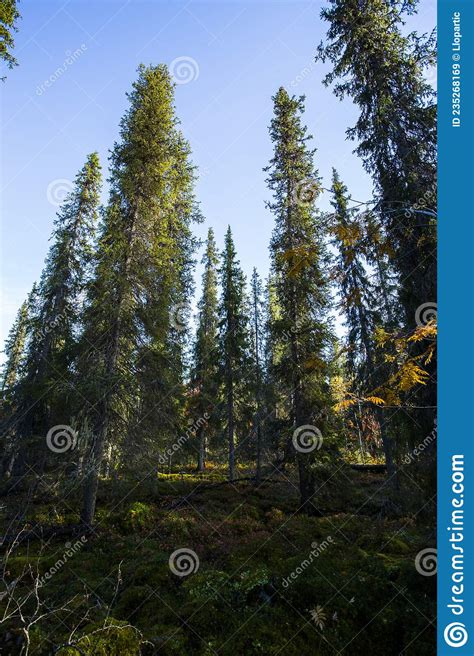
top-left (265, 88), bottom-right (334, 511)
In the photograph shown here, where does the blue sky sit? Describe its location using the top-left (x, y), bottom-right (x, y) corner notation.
top-left (0, 0), bottom-right (435, 347)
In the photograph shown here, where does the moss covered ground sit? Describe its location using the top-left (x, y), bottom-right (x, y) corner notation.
top-left (0, 466), bottom-right (435, 655)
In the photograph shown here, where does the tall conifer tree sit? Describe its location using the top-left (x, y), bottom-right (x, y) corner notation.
top-left (317, 0), bottom-right (437, 449)
top-left (1, 300), bottom-right (28, 395)
top-left (218, 227), bottom-right (249, 482)
top-left (316, 0), bottom-right (436, 322)
top-left (190, 228), bottom-right (220, 471)
top-left (6, 153), bottom-right (101, 476)
top-left (265, 88), bottom-right (333, 512)
top-left (330, 169), bottom-right (397, 480)
top-left (79, 65), bottom-right (200, 526)
top-left (249, 268), bottom-right (265, 482)
top-left (0, 297), bottom-right (29, 475)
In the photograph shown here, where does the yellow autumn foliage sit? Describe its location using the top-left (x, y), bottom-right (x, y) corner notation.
top-left (335, 320), bottom-right (436, 411)
top-left (408, 321), bottom-right (437, 342)
top-left (280, 245), bottom-right (317, 276)
top-left (332, 222), bottom-right (361, 247)
top-left (365, 396), bottom-right (385, 406)
top-left (396, 360), bottom-right (430, 391)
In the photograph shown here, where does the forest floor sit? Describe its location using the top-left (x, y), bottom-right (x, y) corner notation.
top-left (0, 464), bottom-right (436, 655)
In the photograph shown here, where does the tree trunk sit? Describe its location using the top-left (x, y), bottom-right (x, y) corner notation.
top-left (227, 360), bottom-right (235, 482)
top-left (287, 248), bottom-right (317, 513)
top-left (255, 422), bottom-right (262, 484)
top-left (356, 294), bottom-right (399, 490)
top-left (252, 279), bottom-right (262, 484)
top-left (81, 206), bottom-right (138, 528)
top-left (297, 454), bottom-right (320, 516)
top-left (375, 407), bottom-right (398, 489)
top-left (80, 313), bottom-right (121, 528)
top-left (197, 426), bottom-right (206, 472)
top-left (80, 401), bottom-right (110, 528)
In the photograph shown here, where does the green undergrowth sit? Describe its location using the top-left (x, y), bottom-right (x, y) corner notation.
top-left (0, 467), bottom-right (435, 655)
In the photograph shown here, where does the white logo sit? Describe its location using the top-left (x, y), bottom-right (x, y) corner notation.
top-left (169, 548), bottom-right (199, 577)
top-left (293, 178), bottom-right (319, 207)
top-left (46, 425), bottom-right (77, 453)
top-left (444, 622), bottom-right (468, 648)
top-left (414, 547), bottom-right (437, 576)
top-left (292, 425), bottom-right (323, 453)
top-left (169, 56), bottom-right (199, 85)
top-left (170, 302), bottom-right (188, 332)
top-left (415, 302), bottom-right (437, 327)
top-left (47, 179), bottom-right (74, 207)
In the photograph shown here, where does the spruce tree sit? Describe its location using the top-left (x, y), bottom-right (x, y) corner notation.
top-left (316, 0), bottom-right (436, 322)
top-left (265, 88), bottom-right (333, 513)
top-left (262, 276), bottom-right (284, 466)
top-left (218, 227), bottom-right (249, 482)
top-left (6, 153), bottom-right (101, 476)
top-left (330, 169), bottom-right (397, 480)
top-left (249, 268), bottom-right (265, 482)
top-left (190, 228), bottom-right (220, 471)
top-left (0, 297), bottom-right (29, 475)
top-left (1, 299), bottom-right (28, 395)
top-left (317, 0), bottom-right (437, 453)
top-left (330, 169), bottom-right (378, 375)
top-left (79, 65), bottom-right (200, 526)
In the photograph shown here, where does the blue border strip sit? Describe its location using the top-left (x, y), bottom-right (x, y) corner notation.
top-left (438, 0), bottom-right (474, 653)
